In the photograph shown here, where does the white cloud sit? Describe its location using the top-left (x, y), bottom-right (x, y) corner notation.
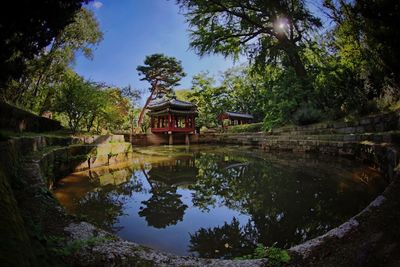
top-left (92, 1), bottom-right (103, 9)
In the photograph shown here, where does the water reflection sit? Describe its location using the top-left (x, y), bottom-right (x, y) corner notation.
top-left (139, 186), bottom-right (188, 229)
top-left (189, 218), bottom-right (257, 259)
top-left (53, 145), bottom-right (386, 258)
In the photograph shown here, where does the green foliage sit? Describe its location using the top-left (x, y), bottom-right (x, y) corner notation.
top-left (265, 246), bottom-right (291, 267)
top-left (3, 8), bottom-right (103, 113)
top-left (53, 72), bottom-right (134, 133)
top-left (187, 72), bottom-right (224, 128)
top-left (0, 131), bottom-right (10, 141)
top-left (175, 89), bottom-right (192, 102)
top-left (235, 244), bottom-right (291, 266)
top-left (180, 0), bottom-right (400, 130)
top-left (0, 0), bottom-right (86, 90)
top-left (227, 123), bottom-right (263, 133)
top-left (137, 54), bottom-right (186, 95)
top-left (292, 105), bottom-right (323, 126)
top-left (177, 0), bottom-right (321, 79)
top-left (2, 0), bottom-right (399, 137)
top-left (318, 0), bottom-right (400, 116)
top-left (47, 235), bottom-right (110, 257)
top-left (261, 67), bottom-right (311, 130)
top-left (54, 72), bottom-right (98, 132)
top-left (188, 67), bottom-right (271, 129)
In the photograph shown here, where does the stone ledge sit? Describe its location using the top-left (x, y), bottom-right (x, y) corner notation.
top-left (64, 222), bottom-right (267, 267)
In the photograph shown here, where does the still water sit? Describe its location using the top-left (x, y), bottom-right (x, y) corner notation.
top-left (54, 145), bottom-right (386, 258)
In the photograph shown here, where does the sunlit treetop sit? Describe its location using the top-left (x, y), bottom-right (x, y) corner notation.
top-left (176, 0), bottom-right (321, 78)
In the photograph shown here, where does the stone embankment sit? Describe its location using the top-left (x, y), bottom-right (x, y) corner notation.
top-left (197, 111), bottom-right (400, 182)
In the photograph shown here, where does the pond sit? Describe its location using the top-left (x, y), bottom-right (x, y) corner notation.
top-left (53, 145), bottom-right (386, 259)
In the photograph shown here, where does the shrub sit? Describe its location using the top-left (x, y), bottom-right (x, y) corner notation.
top-left (0, 131), bottom-right (11, 141)
top-left (235, 244), bottom-right (291, 267)
top-left (292, 105), bottom-right (323, 125)
top-left (227, 122), bottom-right (263, 133)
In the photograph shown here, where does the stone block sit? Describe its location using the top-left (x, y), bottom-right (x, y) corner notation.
top-left (89, 155), bottom-right (109, 168)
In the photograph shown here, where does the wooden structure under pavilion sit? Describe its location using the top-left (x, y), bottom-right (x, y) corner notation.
top-left (218, 111), bottom-right (253, 126)
top-left (147, 98), bottom-right (197, 145)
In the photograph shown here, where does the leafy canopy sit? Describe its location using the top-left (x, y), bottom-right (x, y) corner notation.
top-left (5, 7), bottom-right (103, 113)
top-left (0, 0), bottom-right (88, 90)
top-left (177, 0), bottom-right (321, 78)
top-left (137, 53), bottom-right (186, 97)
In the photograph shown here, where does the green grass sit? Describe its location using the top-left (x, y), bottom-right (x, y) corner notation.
top-left (47, 235), bottom-right (112, 256)
top-left (235, 244), bottom-right (291, 266)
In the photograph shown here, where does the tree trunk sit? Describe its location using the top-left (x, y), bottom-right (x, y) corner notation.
top-left (288, 50), bottom-right (307, 79)
top-left (137, 89), bottom-right (155, 129)
top-left (277, 34), bottom-right (308, 79)
top-left (39, 90), bottom-right (54, 116)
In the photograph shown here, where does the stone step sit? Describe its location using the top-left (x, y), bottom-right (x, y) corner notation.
top-left (219, 132), bottom-right (400, 144)
top-left (268, 110), bottom-right (400, 136)
top-left (266, 132), bottom-right (398, 143)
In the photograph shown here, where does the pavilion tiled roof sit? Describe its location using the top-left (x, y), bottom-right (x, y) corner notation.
top-left (221, 111), bottom-right (253, 119)
top-left (148, 98), bottom-right (196, 110)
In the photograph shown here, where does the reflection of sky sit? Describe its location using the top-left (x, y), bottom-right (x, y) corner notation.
top-left (115, 170), bottom-right (250, 256)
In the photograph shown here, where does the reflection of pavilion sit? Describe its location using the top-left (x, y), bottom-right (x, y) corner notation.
top-left (146, 157), bottom-right (198, 187)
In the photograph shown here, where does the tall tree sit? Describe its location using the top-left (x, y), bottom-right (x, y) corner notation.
top-left (6, 7), bottom-right (103, 113)
top-left (176, 0), bottom-right (321, 79)
top-left (0, 0), bottom-right (88, 92)
top-left (54, 72), bottom-right (99, 132)
top-left (324, 0), bottom-right (400, 84)
top-left (136, 54), bottom-right (186, 129)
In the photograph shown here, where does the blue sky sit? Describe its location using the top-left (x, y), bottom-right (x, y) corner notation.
top-left (73, 0), bottom-right (242, 104)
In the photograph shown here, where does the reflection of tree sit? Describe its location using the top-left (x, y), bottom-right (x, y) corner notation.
top-left (188, 151), bottom-right (377, 258)
top-left (75, 172), bottom-right (143, 232)
top-left (138, 162), bottom-right (190, 229)
top-left (189, 153), bottom-right (252, 211)
top-left (189, 218), bottom-right (257, 259)
top-left (138, 186), bottom-right (187, 228)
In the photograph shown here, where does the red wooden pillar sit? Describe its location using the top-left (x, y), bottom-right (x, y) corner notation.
top-left (185, 116), bottom-right (188, 129)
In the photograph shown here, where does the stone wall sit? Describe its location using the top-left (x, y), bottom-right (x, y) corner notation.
top-left (0, 101), bottom-right (62, 132)
top-left (269, 110), bottom-right (400, 135)
top-left (0, 134), bottom-right (132, 188)
top-left (0, 168), bottom-right (36, 267)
